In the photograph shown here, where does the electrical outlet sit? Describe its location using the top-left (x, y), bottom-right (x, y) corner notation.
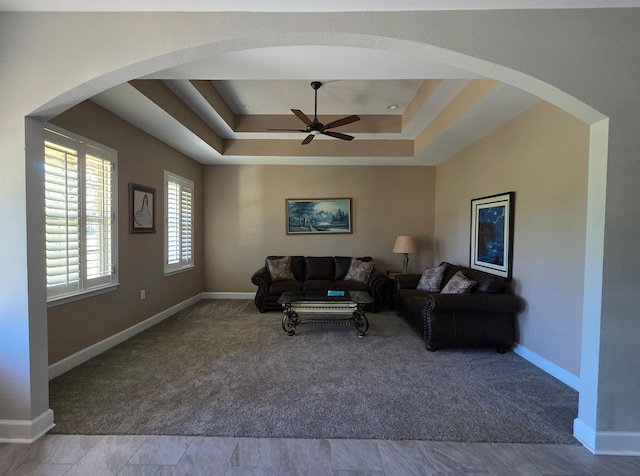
top-left (141, 290), bottom-right (146, 300)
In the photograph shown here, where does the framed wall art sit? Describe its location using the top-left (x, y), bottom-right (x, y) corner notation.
top-left (470, 192), bottom-right (515, 279)
top-left (286, 198), bottom-right (352, 235)
top-left (129, 183), bottom-right (156, 233)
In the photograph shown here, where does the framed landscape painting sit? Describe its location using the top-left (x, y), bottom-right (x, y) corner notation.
top-left (286, 198), bottom-right (352, 235)
top-left (470, 192), bottom-right (515, 279)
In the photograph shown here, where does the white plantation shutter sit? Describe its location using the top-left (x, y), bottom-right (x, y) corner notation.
top-left (165, 171), bottom-right (194, 274)
top-left (45, 139), bottom-right (80, 297)
top-left (84, 149), bottom-right (114, 284)
top-left (180, 185), bottom-right (193, 263)
top-left (166, 180), bottom-right (180, 265)
top-left (44, 125), bottom-right (118, 302)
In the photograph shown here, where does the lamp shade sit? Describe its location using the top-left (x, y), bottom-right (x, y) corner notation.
top-left (393, 235), bottom-right (417, 254)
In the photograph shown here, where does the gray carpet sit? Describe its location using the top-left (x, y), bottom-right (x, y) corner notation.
top-left (49, 299), bottom-right (579, 444)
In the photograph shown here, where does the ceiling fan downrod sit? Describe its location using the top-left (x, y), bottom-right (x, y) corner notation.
top-left (311, 81), bottom-right (322, 125)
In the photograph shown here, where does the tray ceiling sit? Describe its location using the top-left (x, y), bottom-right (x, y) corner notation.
top-left (90, 45), bottom-right (541, 166)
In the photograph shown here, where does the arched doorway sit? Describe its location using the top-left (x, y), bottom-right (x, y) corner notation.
top-left (22, 31), bottom-right (607, 450)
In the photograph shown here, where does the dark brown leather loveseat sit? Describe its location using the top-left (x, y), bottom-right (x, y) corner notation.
top-left (251, 256), bottom-right (387, 313)
top-left (395, 262), bottom-right (520, 353)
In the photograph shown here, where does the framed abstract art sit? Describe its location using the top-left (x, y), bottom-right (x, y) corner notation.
top-left (470, 192), bottom-right (515, 279)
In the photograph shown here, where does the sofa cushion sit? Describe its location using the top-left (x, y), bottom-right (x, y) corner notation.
top-left (417, 264), bottom-right (447, 292)
top-left (334, 256), bottom-right (373, 280)
top-left (344, 258), bottom-right (374, 283)
top-left (290, 256), bottom-right (306, 281)
top-left (334, 256), bottom-right (352, 280)
top-left (305, 257), bottom-right (335, 280)
top-left (266, 256), bottom-right (295, 282)
top-left (441, 271), bottom-right (477, 294)
top-left (303, 280), bottom-right (336, 291)
top-left (473, 274), bottom-right (505, 293)
top-left (398, 288), bottom-right (432, 299)
top-left (335, 280), bottom-right (369, 292)
top-left (269, 279), bottom-right (303, 295)
top-left (440, 262), bottom-right (506, 293)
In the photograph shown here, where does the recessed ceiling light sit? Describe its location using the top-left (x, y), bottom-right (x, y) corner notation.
top-left (386, 104), bottom-right (399, 111)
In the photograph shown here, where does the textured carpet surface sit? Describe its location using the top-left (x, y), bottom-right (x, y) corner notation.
top-left (49, 300), bottom-right (579, 443)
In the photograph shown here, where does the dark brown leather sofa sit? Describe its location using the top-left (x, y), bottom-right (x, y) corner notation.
top-left (251, 256), bottom-right (387, 313)
top-left (395, 262), bottom-right (520, 353)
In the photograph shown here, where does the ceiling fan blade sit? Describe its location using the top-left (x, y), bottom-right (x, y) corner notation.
top-left (324, 115), bottom-right (360, 130)
top-left (322, 131), bottom-right (354, 141)
top-left (272, 84), bottom-right (360, 145)
top-left (292, 109), bottom-right (313, 126)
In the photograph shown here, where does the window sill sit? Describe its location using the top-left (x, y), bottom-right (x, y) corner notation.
top-left (47, 283), bottom-right (120, 308)
top-left (164, 264), bottom-right (195, 277)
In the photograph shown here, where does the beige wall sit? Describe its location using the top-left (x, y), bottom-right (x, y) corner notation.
top-left (203, 165), bottom-right (436, 292)
top-left (434, 101), bottom-right (589, 376)
top-left (48, 101), bottom-right (204, 364)
top-left (46, 100), bottom-right (585, 376)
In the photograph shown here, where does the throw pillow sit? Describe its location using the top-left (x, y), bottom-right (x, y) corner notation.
top-left (416, 264), bottom-right (447, 292)
top-left (441, 271), bottom-right (477, 294)
top-left (343, 258), bottom-right (374, 283)
top-left (266, 256), bottom-right (295, 282)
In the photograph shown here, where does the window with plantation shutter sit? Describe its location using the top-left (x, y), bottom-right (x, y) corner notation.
top-left (164, 171), bottom-right (194, 275)
top-left (44, 125), bottom-right (118, 303)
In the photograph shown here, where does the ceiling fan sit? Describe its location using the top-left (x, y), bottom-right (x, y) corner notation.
top-left (269, 81), bottom-right (360, 145)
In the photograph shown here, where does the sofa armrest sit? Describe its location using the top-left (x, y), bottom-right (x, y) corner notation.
top-left (427, 292), bottom-right (521, 314)
top-left (366, 268), bottom-right (388, 312)
top-left (251, 267), bottom-right (271, 313)
top-left (368, 268), bottom-right (386, 285)
top-left (395, 273), bottom-right (421, 290)
top-left (251, 267), bottom-right (271, 287)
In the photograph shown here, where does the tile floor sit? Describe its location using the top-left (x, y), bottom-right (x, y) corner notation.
top-left (1, 434), bottom-right (640, 476)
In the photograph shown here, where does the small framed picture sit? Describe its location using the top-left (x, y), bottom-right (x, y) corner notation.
top-left (470, 192), bottom-right (515, 279)
top-left (286, 198), bottom-right (352, 235)
top-left (129, 183), bottom-right (155, 233)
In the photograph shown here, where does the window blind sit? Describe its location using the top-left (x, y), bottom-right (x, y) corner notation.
top-left (45, 140), bottom-right (80, 296)
top-left (165, 172), bottom-right (194, 274)
top-left (84, 150), bottom-right (114, 282)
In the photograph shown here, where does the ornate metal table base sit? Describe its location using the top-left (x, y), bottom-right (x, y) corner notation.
top-left (281, 302), bottom-right (370, 337)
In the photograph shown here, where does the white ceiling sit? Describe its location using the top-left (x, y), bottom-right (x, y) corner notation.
top-left (9, 1), bottom-right (622, 166)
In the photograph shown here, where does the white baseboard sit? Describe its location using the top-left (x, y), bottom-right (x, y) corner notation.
top-left (0, 409), bottom-right (55, 444)
top-left (202, 292), bottom-right (254, 300)
top-left (48, 293), bottom-right (203, 380)
top-left (512, 343), bottom-right (580, 391)
top-left (574, 418), bottom-right (640, 455)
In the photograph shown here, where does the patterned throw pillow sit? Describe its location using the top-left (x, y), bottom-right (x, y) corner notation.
top-left (266, 256), bottom-right (295, 282)
top-left (344, 258), bottom-right (374, 283)
top-left (416, 264), bottom-right (447, 292)
top-left (441, 271), bottom-right (477, 294)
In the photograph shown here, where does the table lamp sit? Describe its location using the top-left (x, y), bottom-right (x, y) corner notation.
top-left (393, 235), bottom-right (417, 274)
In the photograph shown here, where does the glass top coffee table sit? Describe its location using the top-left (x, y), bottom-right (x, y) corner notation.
top-left (278, 291), bottom-right (374, 337)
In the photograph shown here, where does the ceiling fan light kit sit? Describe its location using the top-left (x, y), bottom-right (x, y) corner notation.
top-left (268, 81), bottom-right (361, 145)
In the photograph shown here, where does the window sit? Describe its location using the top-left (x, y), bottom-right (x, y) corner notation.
top-left (44, 125), bottom-right (118, 303)
top-left (164, 171), bottom-right (194, 275)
